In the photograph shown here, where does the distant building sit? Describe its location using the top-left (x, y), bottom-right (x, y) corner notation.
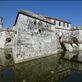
top-left (45, 16), bottom-right (71, 29)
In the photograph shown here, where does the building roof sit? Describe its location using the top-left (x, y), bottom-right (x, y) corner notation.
top-left (14, 9), bottom-right (54, 26)
top-left (45, 16), bottom-right (71, 24)
top-left (14, 9), bottom-right (71, 26)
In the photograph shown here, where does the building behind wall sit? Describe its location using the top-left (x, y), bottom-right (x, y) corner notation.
top-left (45, 16), bottom-right (71, 30)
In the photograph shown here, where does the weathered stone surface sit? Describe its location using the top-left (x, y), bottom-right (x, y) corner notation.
top-left (0, 32), bottom-right (6, 48)
top-left (55, 29), bottom-right (70, 42)
top-left (13, 14), bottom-right (59, 63)
top-left (0, 49), bottom-right (6, 66)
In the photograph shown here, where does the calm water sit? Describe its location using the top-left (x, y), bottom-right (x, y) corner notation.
top-left (0, 51), bottom-right (82, 82)
top-left (60, 51), bottom-right (82, 82)
top-left (60, 71), bottom-right (82, 82)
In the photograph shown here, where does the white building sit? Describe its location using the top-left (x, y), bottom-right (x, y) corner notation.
top-left (45, 16), bottom-right (71, 30)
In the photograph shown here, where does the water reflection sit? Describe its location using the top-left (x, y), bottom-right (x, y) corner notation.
top-left (0, 47), bottom-right (82, 82)
top-left (59, 51), bottom-right (82, 82)
top-left (60, 71), bottom-right (82, 82)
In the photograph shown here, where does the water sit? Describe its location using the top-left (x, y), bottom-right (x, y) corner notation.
top-left (59, 51), bottom-right (82, 82)
top-left (60, 71), bottom-right (82, 82)
top-left (0, 49), bottom-right (82, 82)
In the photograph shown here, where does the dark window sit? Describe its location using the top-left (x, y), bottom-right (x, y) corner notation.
top-left (38, 29), bottom-right (41, 33)
top-left (6, 38), bottom-right (11, 42)
top-left (59, 22), bottom-right (61, 26)
top-left (54, 20), bottom-right (56, 25)
top-left (67, 23), bottom-right (69, 27)
top-left (6, 54), bottom-right (12, 59)
top-left (34, 20), bottom-right (37, 25)
top-left (63, 22), bottom-right (65, 27)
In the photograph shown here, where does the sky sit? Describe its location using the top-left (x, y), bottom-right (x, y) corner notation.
top-left (0, 1), bottom-right (82, 28)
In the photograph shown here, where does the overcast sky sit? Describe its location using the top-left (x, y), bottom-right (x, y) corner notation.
top-left (0, 1), bottom-right (82, 28)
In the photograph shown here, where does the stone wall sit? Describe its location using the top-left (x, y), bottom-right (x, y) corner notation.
top-left (13, 14), bottom-right (59, 63)
top-left (0, 30), bottom-right (14, 66)
top-left (0, 49), bottom-right (6, 66)
top-left (55, 28), bottom-right (71, 41)
top-left (78, 30), bottom-right (82, 50)
top-left (0, 31), bottom-right (6, 48)
top-left (55, 28), bottom-right (71, 51)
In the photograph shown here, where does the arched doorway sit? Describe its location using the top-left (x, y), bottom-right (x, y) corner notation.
top-left (71, 37), bottom-right (78, 45)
